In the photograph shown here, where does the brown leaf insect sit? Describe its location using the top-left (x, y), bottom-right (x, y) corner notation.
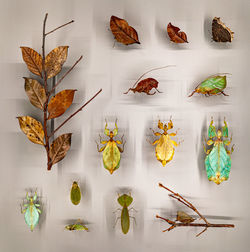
top-left (167, 23), bottom-right (188, 43)
top-left (124, 66), bottom-right (174, 95)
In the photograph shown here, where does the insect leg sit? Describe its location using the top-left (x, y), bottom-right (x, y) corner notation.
top-left (124, 88), bottom-right (133, 94)
top-left (221, 91), bottom-right (229, 96)
top-left (117, 146), bottom-right (124, 153)
top-left (146, 91), bottom-right (156, 95)
top-left (155, 88), bottom-right (163, 93)
top-left (96, 141), bottom-right (106, 152)
top-left (113, 217), bottom-right (121, 228)
top-left (130, 216), bottom-right (137, 225)
top-left (149, 128), bottom-right (161, 136)
top-left (128, 207), bottom-right (138, 212)
top-left (35, 203), bottom-right (40, 207)
top-left (37, 209), bottom-right (41, 214)
top-left (171, 140), bottom-right (178, 147)
top-left (113, 208), bottom-right (122, 213)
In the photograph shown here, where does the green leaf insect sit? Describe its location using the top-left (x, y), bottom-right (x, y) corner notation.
top-left (116, 193), bottom-right (135, 234)
top-left (96, 120), bottom-right (125, 174)
top-left (65, 219), bottom-right (88, 231)
top-left (188, 75), bottom-right (228, 97)
top-left (203, 118), bottom-right (234, 185)
top-left (70, 181), bottom-right (81, 205)
top-left (21, 192), bottom-right (41, 231)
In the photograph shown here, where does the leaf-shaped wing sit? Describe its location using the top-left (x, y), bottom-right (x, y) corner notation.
top-left (201, 76), bottom-right (227, 90)
top-left (176, 211), bottom-right (195, 223)
top-left (24, 78), bottom-right (46, 110)
top-left (110, 16), bottom-right (140, 45)
top-left (20, 47), bottom-right (42, 77)
top-left (17, 116), bottom-right (44, 145)
top-left (48, 89), bottom-right (76, 119)
top-left (45, 46), bottom-right (69, 79)
top-left (167, 23), bottom-right (188, 43)
top-left (49, 133), bottom-right (72, 165)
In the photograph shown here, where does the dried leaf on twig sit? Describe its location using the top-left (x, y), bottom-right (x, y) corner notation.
top-left (45, 46), bottom-right (69, 79)
top-left (20, 47), bottom-right (43, 77)
top-left (110, 15), bottom-right (140, 45)
top-left (48, 89), bottom-right (76, 119)
top-left (176, 211), bottom-right (195, 224)
top-left (17, 116), bottom-right (44, 145)
top-left (24, 77), bottom-right (46, 110)
top-left (49, 133), bottom-right (72, 165)
top-left (167, 23), bottom-right (188, 43)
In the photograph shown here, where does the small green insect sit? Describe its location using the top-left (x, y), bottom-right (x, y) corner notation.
top-left (115, 193), bottom-right (135, 234)
top-left (203, 118), bottom-right (234, 185)
top-left (189, 75), bottom-right (228, 97)
top-left (21, 192), bottom-right (41, 231)
top-left (65, 219), bottom-right (88, 231)
top-left (96, 120), bottom-right (125, 174)
top-left (70, 181), bottom-right (81, 205)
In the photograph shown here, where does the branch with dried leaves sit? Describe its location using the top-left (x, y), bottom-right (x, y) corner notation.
top-left (17, 13), bottom-right (102, 170)
top-left (156, 183), bottom-right (235, 237)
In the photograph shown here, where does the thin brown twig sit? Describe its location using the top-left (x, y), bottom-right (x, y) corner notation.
top-left (48, 88), bottom-right (102, 138)
top-left (45, 20), bottom-right (74, 36)
top-left (157, 183), bottom-right (235, 237)
top-left (48, 55), bottom-right (83, 97)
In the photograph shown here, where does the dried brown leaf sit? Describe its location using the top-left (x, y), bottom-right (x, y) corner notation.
top-left (24, 77), bottom-right (46, 110)
top-left (167, 23), bottom-right (188, 43)
top-left (48, 89), bottom-right (76, 119)
top-left (20, 47), bottom-right (43, 77)
top-left (17, 116), bottom-right (44, 145)
top-left (45, 46), bottom-right (69, 79)
top-left (49, 133), bottom-right (72, 165)
top-left (110, 15), bottom-right (140, 45)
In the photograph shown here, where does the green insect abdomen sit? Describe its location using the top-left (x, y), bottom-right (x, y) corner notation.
top-left (25, 205), bottom-right (39, 231)
top-left (103, 142), bottom-right (121, 174)
top-left (199, 76), bottom-right (226, 94)
top-left (205, 142), bottom-right (231, 184)
top-left (121, 206), bottom-right (130, 234)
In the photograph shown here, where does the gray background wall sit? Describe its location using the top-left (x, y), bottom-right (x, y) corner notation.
top-left (0, 0), bottom-right (249, 251)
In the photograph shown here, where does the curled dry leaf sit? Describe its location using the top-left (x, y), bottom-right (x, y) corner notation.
top-left (167, 23), bottom-right (188, 43)
top-left (48, 89), bottom-right (76, 119)
top-left (49, 133), bottom-right (72, 165)
top-left (110, 15), bottom-right (140, 45)
top-left (45, 46), bottom-right (69, 79)
top-left (17, 116), bottom-right (44, 145)
top-left (176, 211), bottom-right (195, 224)
top-left (24, 77), bottom-right (46, 110)
top-left (20, 47), bottom-right (43, 77)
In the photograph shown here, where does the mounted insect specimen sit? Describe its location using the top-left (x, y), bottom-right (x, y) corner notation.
top-left (204, 118), bottom-right (234, 185)
top-left (70, 181), bottom-right (81, 205)
top-left (212, 17), bottom-right (234, 42)
top-left (65, 219), bottom-right (88, 231)
top-left (124, 66), bottom-right (174, 95)
top-left (188, 74), bottom-right (229, 97)
top-left (156, 183), bottom-right (235, 237)
top-left (21, 192), bottom-right (41, 231)
top-left (115, 193), bottom-right (136, 234)
top-left (148, 118), bottom-right (179, 166)
top-left (110, 15), bottom-right (140, 45)
top-left (17, 14), bottom-right (102, 170)
top-left (167, 23), bottom-right (188, 43)
top-left (96, 120), bottom-right (125, 174)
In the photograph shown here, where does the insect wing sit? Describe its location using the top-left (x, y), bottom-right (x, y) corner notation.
top-left (121, 207), bottom-right (130, 234)
top-left (103, 142), bottom-right (121, 174)
top-left (71, 182), bottom-right (81, 205)
top-left (24, 205), bottom-right (39, 231)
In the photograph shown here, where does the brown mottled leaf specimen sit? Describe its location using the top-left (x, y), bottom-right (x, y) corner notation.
top-left (24, 77), bottom-right (46, 110)
top-left (212, 17), bottom-right (234, 42)
top-left (176, 211), bottom-right (195, 224)
top-left (17, 116), bottom-right (44, 145)
top-left (167, 23), bottom-right (188, 43)
top-left (49, 133), bottom-right (72, 165)
top-left (20, 47), bottom-right (43, 77)
top-left (124, 78), bottom-right (161, 95)
top-left (48, 89), bottom-right (76, 119)
top-left (45, 46), bottom-right (69, 79)
top-left (110, 15), bottom-right (140, 45)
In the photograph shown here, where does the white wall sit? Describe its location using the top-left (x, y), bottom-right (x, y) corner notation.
top-left (0, 0), bottom-right (249, 251)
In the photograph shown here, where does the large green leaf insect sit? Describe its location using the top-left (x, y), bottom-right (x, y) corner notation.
top-left (65, 219), bottom-right (88, 231)
top-left (21, 192), bottom-right (41, 231)
top-left (115, 193), bottom-right (135, 234)
top-left (70, 181), bottom-right (81, 205)
top-left (188, 75), bottom-right (229, 97)
top-left (96, 120), bottom-right (125, 174)
top-left (203, 118), bottom-right (234, 185)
